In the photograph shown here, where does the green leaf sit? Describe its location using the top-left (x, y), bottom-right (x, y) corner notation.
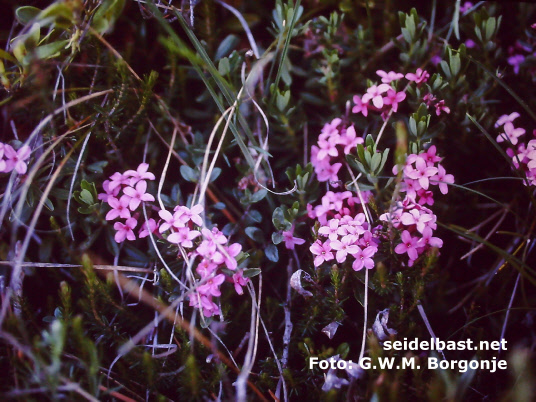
top-left (15, 6), bottom-right (41, 25)
top-left (86, 160), bottom-right (108, 173)
top-left (245, 227), bottom-right (264, 243)
top-left (265, 244), bottom-right (279, 262)
top-left (272, 232), bottom-right (284, 245)
top-left (180, 165), bottom-right (198, 182)
top-left (250, 189), bottom-right (267, 203)
top-left (31, 40), bottom-right (69, 61)
top-left (92, 0), bottom-right (126, 34)
top-left (79, 189), bottom-right (94, 205)
top-left (243, 268), bottom-right (261, 278)
top-left (214, 34), bottom-right (239, 61)
top-left (218, 57), bottom-right (230, 76)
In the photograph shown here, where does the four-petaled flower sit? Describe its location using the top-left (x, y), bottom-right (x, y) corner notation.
top-left (362, 84), bottom-right (391, 108)
top-left (114, 218), bottom-right (138, 243)
top-left (123, 180), bottom-right (156, 211)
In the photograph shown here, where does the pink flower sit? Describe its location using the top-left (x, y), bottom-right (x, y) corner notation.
top-left (416, 189), bottom-right (434, 206)
top-left (430, 165), bottom-right (454, 194)
top-left (400, 209), bottom-right (433, 234)
top-left (383, 89), bottom-right (406, 112)
top-left (394, 230), bottom-right (419, 261)
top-left (175, 204), bottom-right (204, 226)
top-left (351, 246), bottom-right (376, 271)
top-left (331, 236), bottom-right (360, 263)
top-left (507, 54), bottom-right (525, 74)
top-left (215, 243), bottom-right (242, 270)
top-left (417, 227), bottom-right (443, 249)
top-left (196, 259), bottom-right (218, 278)
top-left (158, 209), bottom-right (183, 232)
top-left (123, 180), bottom-right (155, 211)
top-left (352, 95), bottom-right (369, 116)
top-left (362, 84), bottom-right (391, 108)
top-left (318, 219), bottom-right (340, 241)
top-left (189, 293), bottom-right (219, 317)
top-left (106, 196), bottom-right (132, 220)
top-left (282, 230), bottom-right (306, 250)
top-left (496, 122), bottom-right (526, 146)
top-left (317, 137), bottom-right (339, 160)
top-left (310, 240), bottom-right (334, 267)
top-left (196, 240), bottom-right (217, 259)
top-left (460, 2), bottom-right (473, 13)
top-left (2, 145), bottom-right (31, 174)
top-left (405, 68), bottom-right (429, 84)
top-left (422, 145), bottom-right (442, 165)
top-left (108, 171), bottom-right (131, 191)
top-left (317, 162), bottom-right (342, 182)
top-left (376, 70), bottom-right (404, 83)
top-left (434, 100), bottom-right (450, 116)
top-left (405, 157), bottom-right (438, 190)
top-left (197, 273), bottom-right (225, 297)
top-left (113, 217), bottom-right (137, 243)
top-left (232, 270), bottom-right (249, 295)
top-left (201, 227), bottom-right (227, 245)
top-left (495, 112), bottom-right (520, 128)
top-left (139, 218), bottom-right (158, 238)
top-left (98, 180), bottom-right (120, 202)
top-left (124, 162), bottom-right (156, 185)
top-left (167, 227), bottom-right (200, 248)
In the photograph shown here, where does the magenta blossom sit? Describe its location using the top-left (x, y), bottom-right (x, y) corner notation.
top-left (430, 165), bottom-right (455, 194)
top-left (497, 122), bottom-right (525, 146)
top-left (282, 230), bottom-right (306, 250)
top-left (139, 218), bottom-right (158, 238)
top-left (383, 89), bottom-right (406, 112)
top-left (106, 196), bottom-right (132, 220)
top-left (376, 70), bottom-right (404, 83)
top-left (123, 180), bottom-right (156, 211)
top-left (124, 162), bottom-right (156, 185)
top-left (362, 84), bottom-right (391, 108)
top-left (167, 227), bottom-right (200, 248)
top-left (114, 218), bottom-right (137, 243)
top-left (310, 240), bottom-right (334, 267)
top-left (394, 230), bottom-right (419, 261)
top-left (2, 144), bottom-right (31, 174)
top-left (351, 246), bottom-right (376, 271)
top-left (352, 95), bottom-right (369, 116)
top-left (197, 273), bottom-right (225, 297)
top-left (405, 68), bottom-right (429, 84)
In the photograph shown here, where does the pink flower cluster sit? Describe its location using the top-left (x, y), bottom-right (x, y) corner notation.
top-left (381, 146), bottom-right (453, 266)
top-left (353, 69), bottom-right (451, 119)
top-left (0, 143), bottom-right (31, 174)
top-left (307, 190), bottom-right (372, 226)
top-left (352, 70), bottom-right (407, 119)
top-left (308, 191), bottom-right (380, 270)
top-left (497, 112), bottom-right (536, 186)
top-left (188, 227), bottom-right (247, 317)
top-left (311, 118), bottom-right (364, 183)
top-left (98, 163), bottom-right (156, 243)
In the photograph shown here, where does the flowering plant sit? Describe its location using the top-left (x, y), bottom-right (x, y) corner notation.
top-left (1, 1), bottom-right (535, 400)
